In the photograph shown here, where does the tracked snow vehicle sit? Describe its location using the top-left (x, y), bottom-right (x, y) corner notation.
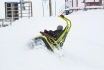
top-left (31, 15), bottom-right (72, 51)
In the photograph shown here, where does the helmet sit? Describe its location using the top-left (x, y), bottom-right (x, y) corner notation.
top-left (57, 25), bottom-right (63, 30)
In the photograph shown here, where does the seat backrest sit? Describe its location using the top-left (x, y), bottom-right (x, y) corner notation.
top-left (55, 28), bottom-right (65, 40)
top-left (55, 25), bottom-right (68, 40)
top-left (55, 25), bottom-right (70, 45)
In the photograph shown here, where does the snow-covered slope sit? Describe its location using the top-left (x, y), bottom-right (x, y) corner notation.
top-left (0, 10), bottom-right (104, 70)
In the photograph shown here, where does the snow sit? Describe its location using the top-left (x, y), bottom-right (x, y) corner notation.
top-left (85, 0), bottom-right (99, 2)
top-left (86, 6), bottom-right (103, 8)
top-left (0, 0), bottom-right (104, 70)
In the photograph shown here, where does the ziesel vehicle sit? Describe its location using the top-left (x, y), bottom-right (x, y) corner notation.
top-left (29, 15), bottom-right (72, 52)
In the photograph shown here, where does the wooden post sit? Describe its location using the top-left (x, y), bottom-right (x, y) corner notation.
top-left (42, 1), bottom-right (44, 17)
top-left (94, 0), bottom-right (95, 6)
top-left (76, 0), bottom-right (78, 7)
top-left (20, 1), bottom-right (22, 18)
top-left (103, 0), bottom-right (104, 9)
top-left (28, 0), bottom-right (30, 18)
top-left (84, 0), bottom-right (86, 9)
top-left (31, 2), bottom-right (33, 17)
top-left (55, 0), bottom-right (56, 16)
top-left (72, 0), bottom-right (73, 12)
top-left (72, 0), bottom-right (73, 7)
top-left (76, 0), bottom-right (78, 11)
top-left (2, 19), bottom-right (4, 27)
top-left (49, 0), bottom-right (52, 16)
top-left (5, 2), bottom-right (7, 19)
top-left (10, 18), bottom-right (12, 25)
top-left (11, 3), bottom-right (14, 21)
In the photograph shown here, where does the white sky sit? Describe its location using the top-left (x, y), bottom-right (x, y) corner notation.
top-left (0, 0), bottom-right (104, 70)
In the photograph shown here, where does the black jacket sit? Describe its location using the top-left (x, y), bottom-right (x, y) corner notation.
top-left (44, 30), bottom-right (63, 38)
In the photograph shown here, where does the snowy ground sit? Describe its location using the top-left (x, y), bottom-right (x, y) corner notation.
top-left (0, 9), bottom-right (104, 70)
